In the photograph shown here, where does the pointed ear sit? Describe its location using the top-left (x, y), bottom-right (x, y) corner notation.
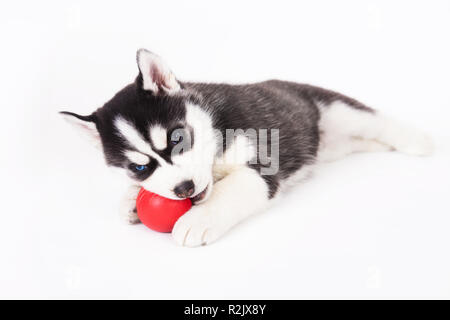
top-left (136, 49), bottom-right (181, 95)
top-left (60, 111), bottom-right (101, 149)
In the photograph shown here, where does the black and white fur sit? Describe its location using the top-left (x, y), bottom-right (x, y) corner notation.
top-left (62, 49), bottom-right (433, 247)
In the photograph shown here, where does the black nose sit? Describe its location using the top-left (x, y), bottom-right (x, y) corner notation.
top-left (174, 180), bottom-right (195, 198)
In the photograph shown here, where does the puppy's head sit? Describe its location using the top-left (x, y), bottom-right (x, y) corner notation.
top-left (62, 49), bottom-right (215, 203)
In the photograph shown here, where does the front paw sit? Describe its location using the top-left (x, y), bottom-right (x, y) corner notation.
top-left (119, 185), bottom-right (141, 225)
top-left (172, 206), bottom-right (225, 247)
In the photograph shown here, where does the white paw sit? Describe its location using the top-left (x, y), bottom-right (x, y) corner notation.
top-left (394, 130), bottom-right (434, 156)
top-left (119, 185), bottom-right (141, 225)
top-left (172, 205), bottom-right (226, 247)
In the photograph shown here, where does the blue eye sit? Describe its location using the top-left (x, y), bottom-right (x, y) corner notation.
top-left (170, 128), bottom-right (186, 146)
top-left (135, 165), bottom-right (147, 171)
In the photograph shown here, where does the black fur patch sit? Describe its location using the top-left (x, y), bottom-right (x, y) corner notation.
top-left (184, 80), bottom-right (321, 198)
top-left (183, 80), bottom-right (372, 198)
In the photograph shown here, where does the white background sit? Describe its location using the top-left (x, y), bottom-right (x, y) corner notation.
top-left (1, 0), bottom-right (449, 299)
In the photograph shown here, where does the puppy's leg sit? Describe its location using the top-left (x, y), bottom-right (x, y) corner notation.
top-left (119, 185), bottom-right (141, 224)
top-left (318, 101), bottom-right (433, 162)
top-left (172, 166), bottom-right (270, 247)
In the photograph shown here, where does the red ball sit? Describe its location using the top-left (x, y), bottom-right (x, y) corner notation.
top-left (136, 188), bottom-right (192, 233)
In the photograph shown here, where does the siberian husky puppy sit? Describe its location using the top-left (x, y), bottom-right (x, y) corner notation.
top-left (62, 49), bottom-right (433, 247)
